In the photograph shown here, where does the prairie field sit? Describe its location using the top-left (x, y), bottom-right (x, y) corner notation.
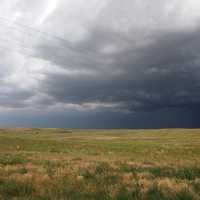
top-left (0, 128), bottom-right (200, 200)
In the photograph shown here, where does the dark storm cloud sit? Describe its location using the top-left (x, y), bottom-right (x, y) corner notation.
top-left (0, 89), bottom-right (33, 108)
top-left (0, 0), bottom-right (200, 127)
top-left (35, 24), bottom-right (200, 112)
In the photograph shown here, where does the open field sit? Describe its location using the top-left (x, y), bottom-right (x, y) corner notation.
top-left (0, 128), bottom-right (200, 200)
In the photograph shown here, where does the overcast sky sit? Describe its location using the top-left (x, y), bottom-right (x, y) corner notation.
top-left (0, 0), bottom-right (200, 128)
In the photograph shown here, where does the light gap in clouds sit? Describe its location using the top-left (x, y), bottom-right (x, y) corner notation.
top-left (37, 0), bottom-right (58, 25)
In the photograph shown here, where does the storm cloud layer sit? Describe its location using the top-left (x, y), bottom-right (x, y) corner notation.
top-left (0, 0), bottom-right (200, 127)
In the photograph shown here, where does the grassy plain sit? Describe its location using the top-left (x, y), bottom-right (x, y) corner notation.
top-left (0, 128), bottom-right (200, 200)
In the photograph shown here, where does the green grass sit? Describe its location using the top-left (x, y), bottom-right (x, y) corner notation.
top-left (120, 164), bottom-right (200, 180)
top-left (0, 154), bottom-right (28, 165)
top-left (0, 179), bottom-right (35, 199)
top-left (145, 185), bottom-right (194, 200)
top-left (0, 128), bottom-right (200, 199)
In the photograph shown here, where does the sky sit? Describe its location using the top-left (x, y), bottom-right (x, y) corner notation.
top-left (0, 0), bottom-right (200, 128)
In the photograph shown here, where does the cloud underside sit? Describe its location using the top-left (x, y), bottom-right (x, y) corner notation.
top-left (0, 0), bottom-right (200, 114)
